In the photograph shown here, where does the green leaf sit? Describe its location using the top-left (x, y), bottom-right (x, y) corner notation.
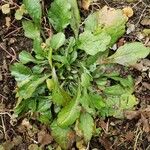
top-left (108, 42), bottom-right (150, 66)
top-left (104, 85), bottom-right (126, 95)
top-left (38, 111), bottom-right (52, 124)
top-left (69, 0), bottom-right (81, 37)
top-left (52, 86), bottom-right (71, 106)
top-left (80, 90), bottom-right (96, 115)
top-left (79, 112), bottom-right (94, 142)
top-left (48, 0), bottom-right (71, 31)
top-left (19, 51), bottom-right (37, 64)
top-left (50, 32), bottom-right (66, 50)
top-left (15, 4), bottom-right (26, 20)
top-left (53, 55), bottom-right (68, 65)
top-left (36, 97), bottom-right (51, 112)
top-left (51, 121), bottom-right (74, 149)
top-left (110, 75), bottom-right (134, 92)
top-left (23, 0), bottom-right (42, 25)
top-left (81, 73), bottom-right (91, 87)
top-left (89, 94), bottom-right (106, 110)
top-left (17, 75), bottom-right (49, 99)
top-left (84, 6), bottom-right (127, 45)
top-left (57, 86), bottom-right (81, 127)
top-left (33, 37), bottom-right (44, 58)
top-left (78, 31), bottom-right (111, 55)
top-left (22, 21), bottom-right (40, 39)
top-left (51, 68), bottom-right (71, 106)
top-left (10, 63), bottom-right (32, 81)
top-left (103, 93), bottom-right (137, 118)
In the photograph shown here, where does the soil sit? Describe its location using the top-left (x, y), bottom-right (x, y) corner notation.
top-left (0, 0), bottom-right (150, 149)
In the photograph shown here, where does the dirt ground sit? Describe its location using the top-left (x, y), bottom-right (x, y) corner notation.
top-left (0, 0), bottom-right (150, 149)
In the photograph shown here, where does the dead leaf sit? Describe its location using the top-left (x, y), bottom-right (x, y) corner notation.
top-left (141, 114), bottom-right (150, 133)
top-left (1, 4), bottom-right (10, 14)
top-left (142, 82), bottom-right (150, 90)
top-left (141, 18), bottom-right (150, 26)
top-left (5, 17), bottom-right (11, 27)
top-left (99, 137), bottom-right (112, 150)
top-left (124, 110), bottom-right (140, 120)
top-left (38, 130), bottom-right (53, 146)
top-left (2, 141), bottom-right (15, 150)
top-left (28, 144), bottom-right (41, 150)
top-left (76, 140), bottom-right (86, 150)
top-left (124, 131), bottom-right (134, 141)
top-left (82, 0), bottom-right (91, 10)
top-left (126, 23), bottom-right (135, 34)
top-left (122, 7), bottom-right (134, 18)
top-left (21, 118), bottom-right (32, 129)
top-left (12, 136), bottom-right (22, 146)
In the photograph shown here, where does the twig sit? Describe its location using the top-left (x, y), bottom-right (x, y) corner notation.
top-left (0, 115), bottom-right (8, 140)
top-left (132, 0), bottom-right (142, 8)
top-left (134, 127), bottom-right (143, 150)
top-left (135, 5), bottom-right (147, 27)
top-left (0, 44), bottom-right (19, 62)
top-left (0, 93), bottom-right (7, 100)
top-left (86, 142), bottom-right (90, 150)
top-left (4, 27), bottom-right (22, 38)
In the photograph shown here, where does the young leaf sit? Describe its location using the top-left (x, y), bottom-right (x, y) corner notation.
top-left (81, 72), bottom-right (91, 87)
top-left (79, 112), bottom-right (94, 142)
top-left (78, 31), bottom-right (111, 55)
top-left (69, 0), bottom-right (81, 37)
top-left (17, 75), bottom-right (50, 99)
top-left (22, 21), bottom-right (40, 39)
top-left (104, 85), bottom-right (126, 95)
top-left (19, 51), bottom-right (37, 64)
top-left (53, 55), bottom-right (68, 65)
top-left (10, 63), bottom-right (32, 81)
top-left (48, 0), bottom-right (71, 31)
top-left (80, 90), bottom-right (96, 115)
top-left (89, 94), bottom-right (106, 110)
top-left (57, 86), bottom-right (81, 127)
top-left (50, 32), bottom-right (66, 50)
top-left (84, 6), bottom-right (127, 45)
top-left (52, 86), bottom-right (71, 106)
top-left (51, 121), bottom-right (74, 149)
top-left (108, 42), bottom-right (150, 66)
top-left (23, 0), bottom-right (42, 25)
top-left (15, 4), bottom-right (27, 20)
top-left (33, 37), bottom-right (44, 58)
top-left (38, 111), bottom-right (52, 124)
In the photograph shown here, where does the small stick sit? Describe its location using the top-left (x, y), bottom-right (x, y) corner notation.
top-left (136, 5), bottom-right (147, 27)
top-left (4, 27), bottom-right (22, 38)
top-left (0, 115), bottom-right (8, 141)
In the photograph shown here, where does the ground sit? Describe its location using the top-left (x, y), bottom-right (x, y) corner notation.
top-left (0, 0), bottom-right (150, 149)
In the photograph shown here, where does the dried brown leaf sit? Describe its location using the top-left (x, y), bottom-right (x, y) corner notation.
top-left (38, 130), bottom-right (53, 146)
top-left (122, 7), bottom-right (133, 18)
top-left (124, 110), bottom-right (140, 120)
top-left (82, 0), bottom-right (91, 10)
top-left (141, 18), bottom-right (150, 26)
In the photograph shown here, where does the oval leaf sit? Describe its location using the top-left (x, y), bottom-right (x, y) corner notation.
top-left (51, 121), bottom-right (75, 149)
top-left (57, 87), bottom-right (81, 127)
top-left (48, 0), bottom-right (71, 31)
top-left (108, 42), bottom-right (150, 66)
top-left (79, 112), bottom-right (94, 142)
top-left (23, 0), bottom-right (42, 25)
top-left (78, 31), bottom-right (111, 55)
top-left (19, 51), bottom-right (37, 64)
top-left (50, 32), bottom-right (66, 50)
top-left (22, 21), bottom-right (40, 39)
